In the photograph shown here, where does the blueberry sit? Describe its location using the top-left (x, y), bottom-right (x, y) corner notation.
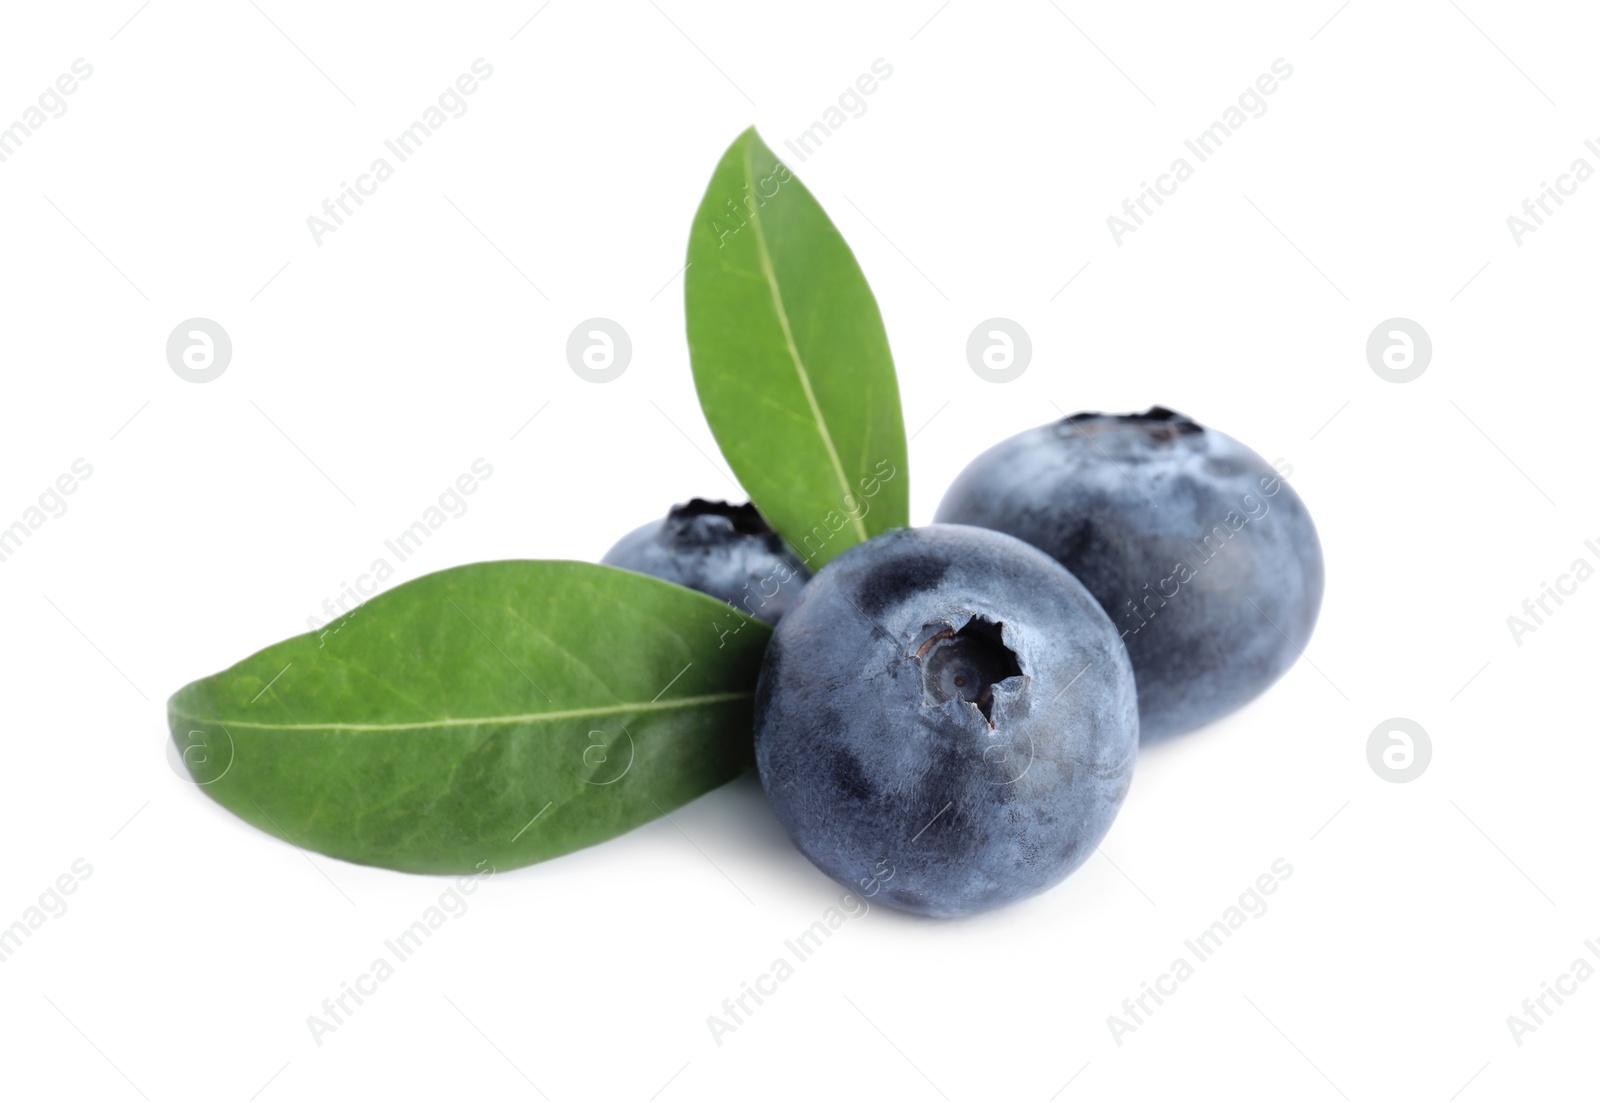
top-left (754, 524), bottom-right (1139, 919)
top-left (935, 407), bottom-right (1324, 741)
top-left (601, 499), bottom-right (811, 624)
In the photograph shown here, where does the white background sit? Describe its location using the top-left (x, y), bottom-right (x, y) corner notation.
top-left (1, 1), bottom-right (1594, 1100)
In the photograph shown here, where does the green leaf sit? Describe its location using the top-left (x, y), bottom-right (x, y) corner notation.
top-left (686, 126), bottom-right (908, 569)
top-left (167, 561), bottom-right (769, 874)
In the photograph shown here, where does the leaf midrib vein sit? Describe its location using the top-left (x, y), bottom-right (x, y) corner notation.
top-left (742, 138), bottom-right (869, 545)
top-left (171, 690), bottom-right (752, 732)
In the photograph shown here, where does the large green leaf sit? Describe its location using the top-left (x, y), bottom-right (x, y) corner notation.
top-left (167, 561), bottom-right (769, 874)
top-left (686, 126), bottom-right (908, 569)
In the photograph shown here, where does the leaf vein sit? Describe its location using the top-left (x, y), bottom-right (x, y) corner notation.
top-left (171, 690), bottom-right (752, 732)
top-left (742, 138), bottom-right (869, 544)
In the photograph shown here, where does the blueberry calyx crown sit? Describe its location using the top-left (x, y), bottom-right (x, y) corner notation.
top-left (668, 498), bottom-right (772, 532)
top-left (914, 615), bottom-right (1023, 726)
top-left (1059, 405), bottom-right (1203, 444)
top-left (663, 499), bottom-right (785, 551)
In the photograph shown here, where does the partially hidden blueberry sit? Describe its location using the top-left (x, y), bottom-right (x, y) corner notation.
top-left (754, 524), bottom-right (1139, 919)
top-left (935, 407), bottom-right (1325, 741)
top-left (601, 499), bottom-right (811, 624)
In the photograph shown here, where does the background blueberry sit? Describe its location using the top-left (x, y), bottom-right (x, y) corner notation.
top-left (935, 407), bottom-right (1324, 742)
top-left (754, 524), bottom-right (1139, 919)
top-left (601, 499), bottom-right (811, 624)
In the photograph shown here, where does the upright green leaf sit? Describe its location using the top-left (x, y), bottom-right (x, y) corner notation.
top-left (686, 126), bottom-right (908, 569)
top-left (167, 561), bottom-right (769, 874)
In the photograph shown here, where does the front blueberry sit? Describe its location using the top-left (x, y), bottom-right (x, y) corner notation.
top-left (935, 407), bottom-right (1325, 741)
top-left (754, 524), bottom-right (1139, 919)
top-left (602, 499), bottom-right (812, 624)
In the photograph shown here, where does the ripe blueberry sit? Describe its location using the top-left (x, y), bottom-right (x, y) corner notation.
top-left (602, 499), bottom-right (811, 624)
top-left (754, 524), bottom-right (1139, 918)
top-left (935, 407), bottom-right (1324, 741)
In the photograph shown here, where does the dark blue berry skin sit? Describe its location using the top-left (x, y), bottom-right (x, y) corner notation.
top-left (602, 500), bottom-right (812, 624)
top-left (754, 524), bottom-right (1139, 919)
top-left (935, 408), bottom-right (1324, 742)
